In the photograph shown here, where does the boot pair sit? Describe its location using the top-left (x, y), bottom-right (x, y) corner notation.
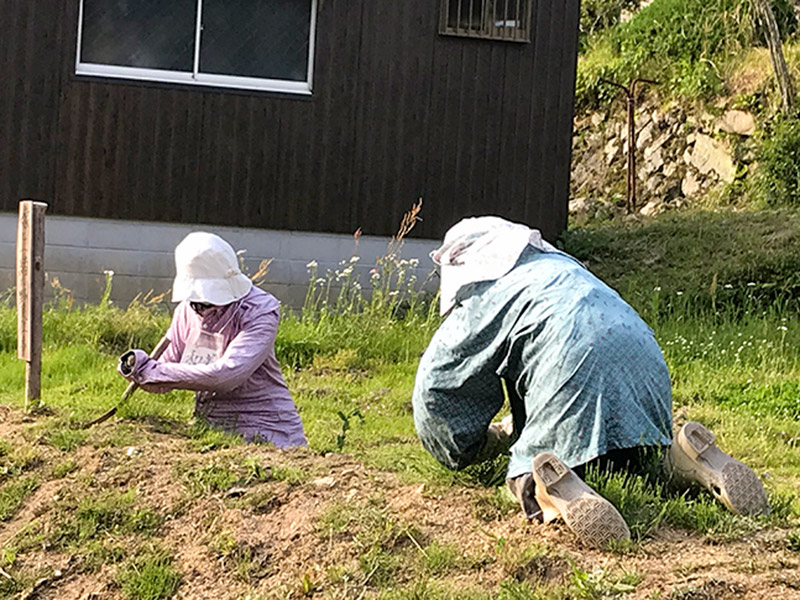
top-left (516, 422), bottom-right (769, 549)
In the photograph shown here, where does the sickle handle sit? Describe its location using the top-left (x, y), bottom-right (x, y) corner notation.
top-left (120, 335), bottom-right (172, 402)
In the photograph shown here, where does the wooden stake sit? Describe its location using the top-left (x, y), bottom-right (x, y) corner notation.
top-left (16, 200), bottom-right (47, 405)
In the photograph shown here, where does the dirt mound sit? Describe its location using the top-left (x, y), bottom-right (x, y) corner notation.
top-left (1, 407), bottom-right (799, 599)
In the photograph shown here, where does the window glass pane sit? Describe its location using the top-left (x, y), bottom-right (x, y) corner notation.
top-left (200, 0), bottom-right (312, 82)
top-left (80, 0), bottom-right (197, 71)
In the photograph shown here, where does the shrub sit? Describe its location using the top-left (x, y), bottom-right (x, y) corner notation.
top-left (579, 0), bottom-right (640, 51)
top-left (754, 115), bottom-right (800, 206)
top-left (576, 0), bottom-right (753, 108)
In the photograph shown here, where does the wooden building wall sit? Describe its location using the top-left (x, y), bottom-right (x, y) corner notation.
top-left (0, 0), bottom-right (580, 241)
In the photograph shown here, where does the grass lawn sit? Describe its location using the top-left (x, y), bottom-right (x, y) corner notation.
top-left (1, 208), bottom-right (800, 599)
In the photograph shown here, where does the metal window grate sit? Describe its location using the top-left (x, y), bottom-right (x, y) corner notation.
top-left (439, 0), bottom-right (532, 42)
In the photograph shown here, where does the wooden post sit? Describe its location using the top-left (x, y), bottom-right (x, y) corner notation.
top-left (16, 200), bottom-right (47, 405)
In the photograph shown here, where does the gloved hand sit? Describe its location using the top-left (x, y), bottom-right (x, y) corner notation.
top-left (497, 414), bottom-right (514, 438)
top-left (473, 415), bottom-right (516, 464)
top-left (117, 349), bottom-right (150, 379)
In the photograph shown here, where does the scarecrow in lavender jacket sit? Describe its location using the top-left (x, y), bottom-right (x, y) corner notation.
top-left (117, 232), bottom-right (307, 449)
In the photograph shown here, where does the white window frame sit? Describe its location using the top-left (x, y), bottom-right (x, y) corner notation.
top-left (75, 0), bottom-right (318, 95)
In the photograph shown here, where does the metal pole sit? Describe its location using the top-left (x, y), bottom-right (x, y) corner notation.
top-left (599, 78), bottom-right (659, 214)
top-left (16, 200), bottom-right (47, 406)
top-left (627, 92), bottom-right (635, 213)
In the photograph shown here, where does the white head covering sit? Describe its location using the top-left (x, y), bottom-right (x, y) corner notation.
top-left (171, 232), bottom-right (253, 305)
top-left (431, 216), bottom-right (560, 315)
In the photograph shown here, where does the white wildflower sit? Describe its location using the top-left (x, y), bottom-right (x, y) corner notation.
top-left (654, 286), bottom-right (661, 292)
top-left (747, 282), bottom-right (756, 287)
top-left (409, 258), bottom-right (419, 267)
top-left (350, 256), bottom-right (360, 263)
top-left (723, 284), bottom-right (733, 289)
top-left (306, 260), bottom-right (318, 269)
top-left (676, 291), bottom-right (683, 296)
top-left (103, 269), bottom-right (115, 277)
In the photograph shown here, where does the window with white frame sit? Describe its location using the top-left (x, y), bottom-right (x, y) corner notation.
top-left (76, 0), bottom-right (317, 95)
top-left (439, 0), bottom-right (532, 42)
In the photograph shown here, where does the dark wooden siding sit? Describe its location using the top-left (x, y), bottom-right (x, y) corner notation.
top-left (0, 1), bottom-right (65, 209)
top-left (0, 0), bottom-right (580, 241)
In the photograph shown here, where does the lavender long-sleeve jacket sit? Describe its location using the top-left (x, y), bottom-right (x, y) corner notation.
top-left (125, 287), bottom-right (307, 448)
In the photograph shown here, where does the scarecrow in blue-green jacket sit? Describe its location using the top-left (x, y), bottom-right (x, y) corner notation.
top-left (412, 217), bottom-right (768, 548)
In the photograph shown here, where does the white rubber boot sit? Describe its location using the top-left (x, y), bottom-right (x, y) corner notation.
top-left (669, 422), bottom-right (769, 517)
top-left (532, 452), bottom-right (630, 548)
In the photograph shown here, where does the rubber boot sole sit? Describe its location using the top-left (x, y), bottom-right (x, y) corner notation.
top-left (532, 452), bottom-right (630, 548)
top-left (670, 422), bottom-right (769, 517)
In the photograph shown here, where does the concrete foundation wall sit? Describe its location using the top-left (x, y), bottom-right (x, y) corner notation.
top-left (0, 212), bottom-right (440, 310)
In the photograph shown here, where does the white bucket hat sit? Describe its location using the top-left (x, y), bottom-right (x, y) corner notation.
top-left (171, 232), bottom-right (253, 305)
top-left (431, 216), bottom-right (560, 315)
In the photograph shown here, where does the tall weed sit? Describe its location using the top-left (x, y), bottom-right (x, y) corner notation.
top-left (279, 201), bottom-right (440, 368)
top-left (0, 273), bottom-right (170, 356)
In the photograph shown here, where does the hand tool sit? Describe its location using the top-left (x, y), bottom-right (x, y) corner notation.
top-left (84, 335), bottom-right (171, 428)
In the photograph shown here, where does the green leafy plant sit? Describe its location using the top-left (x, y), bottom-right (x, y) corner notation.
top-left (115, 546), bottom-right (181, 600)
top-left (0, 477), bottom-right (39, 521)
top-left (271, 466), bottom-right (308, 485)
top-left (210, 531), bottom-right (272, 583)
top-left (52, 458), bottom-right (78, 478)
top-left (422, 541), bottom-right (462, 575)
top-left (787, 529), bottom-right (800, 551)
top-left (336, 408), bottom-right (365, 451)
